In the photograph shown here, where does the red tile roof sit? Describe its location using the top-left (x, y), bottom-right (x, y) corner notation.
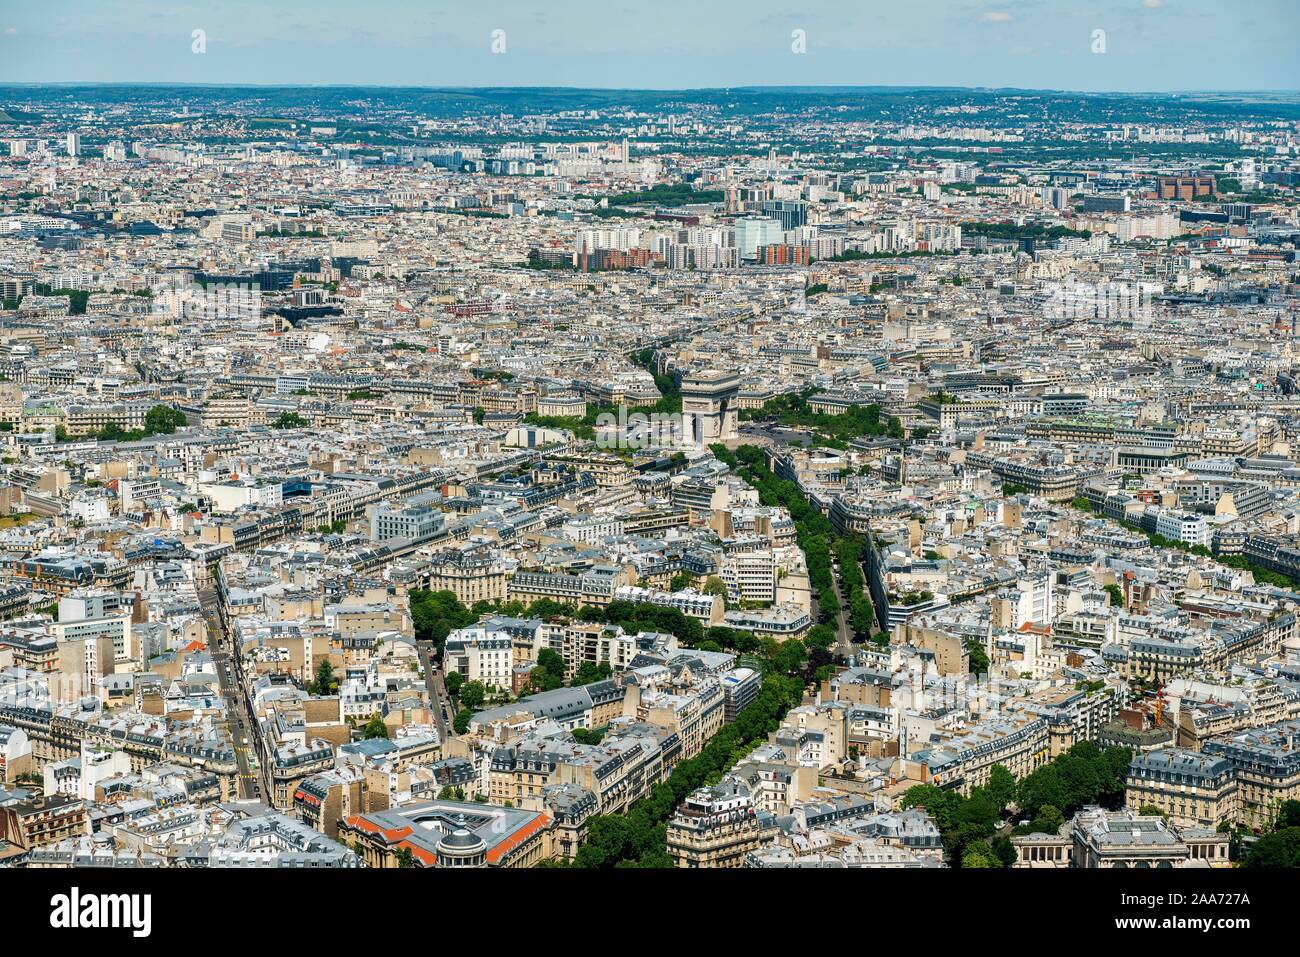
top-left (486, 813), bottom-right (551, 865)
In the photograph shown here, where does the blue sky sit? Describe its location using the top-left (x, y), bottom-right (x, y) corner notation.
top-left (0, 0), bottom-right (1296, 91)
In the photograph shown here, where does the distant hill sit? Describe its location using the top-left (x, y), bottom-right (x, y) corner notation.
top-left (0, 85), bottom-right (1296, 123)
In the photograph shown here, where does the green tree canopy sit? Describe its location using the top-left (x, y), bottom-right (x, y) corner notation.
top-left (272, 411), bottom-right (309, 429)
top-left (312, 658), bottom-right (338, 695)
top-left (1244, 828), bottom-right (1300, 868)
top-left (453, 708), bottom-right (472, 735)
top-left (144, 404), bottom-right (187, 435)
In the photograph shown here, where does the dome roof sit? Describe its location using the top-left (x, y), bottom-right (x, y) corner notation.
top-left (438, 828), bottom-right (485, 853)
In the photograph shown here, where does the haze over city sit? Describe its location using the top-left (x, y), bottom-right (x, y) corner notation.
top-left (1, 0), bottom-right (1298, 90)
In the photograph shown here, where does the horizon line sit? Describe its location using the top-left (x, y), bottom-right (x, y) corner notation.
top-left (0, 82), bottom-right (1298, 97)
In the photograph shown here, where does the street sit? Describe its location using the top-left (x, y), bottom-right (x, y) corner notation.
top-left (739, 421), bottom-right (814, 448)
top-left (827, 558), bottom-right (856, 659)
top-left (199, 579), bottom-right (271, 804)
top-left (416, 641), bottom-right (452, 742)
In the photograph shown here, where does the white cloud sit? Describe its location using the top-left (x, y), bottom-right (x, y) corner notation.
top-left (981, 11), bottom-right (1014, 22)
top-left (1143, 0), bottom-right (1163, 8)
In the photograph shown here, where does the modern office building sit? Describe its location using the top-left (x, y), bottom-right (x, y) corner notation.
top-left (760, 199), bottom-right (808, 231)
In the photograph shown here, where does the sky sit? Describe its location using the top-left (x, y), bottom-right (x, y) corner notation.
top-left (0, 0), bottom-right (1297, 92)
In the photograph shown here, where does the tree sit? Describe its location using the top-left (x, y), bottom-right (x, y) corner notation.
top-left (1244, 828), bottom-right (1300, 868)
top-left (459, 681), bottom-right (486, 710)
top-left (848, 594), bottom-right (875, 636)
top-left (986, 765), bottom-right (1016, 815)
top-left (1276, 800), bottom-right (1300, 832)
top-left (899, 784), bottom-right (961, 834)
top-left (530, 663), bottom-right (564, 693)
top-left (596, 600), bottom-right (704, 645)
top-left (568, 673), bottom-right (805, 868)
top-left (312, 658), bottom-right (337, 695)
top-left (1031, 804), bottom-right (1065, 834)
top-left (537, 648), bottom-right (565, 678)
top-left (572, 726), bottom-right (607, 746)
top-left (527, 598), bottom-right (579, 620)
top-left (991, 834), bottom-right (1017, 867)
top-left (453, 708), bottom-right (472, 735)
top-left (573, 661), bottom-right (612, 686)
top-left (272, 411), bottom-right (309, 429)
top-left (770, 639), bottom-right (808, 677)
top-left (143, 404), bottom-right (187, 435)
top-left (362, 714), bottom-right (389, 739)
top-left (395, 846), bottom-right (418, 868)
top-left (1104, 583), bottom-right (1124, 607)
top-left (409, 589), bottom-right (475, 652)
top-left (443, 671), bottom-right (463, 696)
top-left (804, 624), bottom-right (836, 655)
top-left (1015, 741), bottom-right (1130, 823)
top-left (961, 841), bottom-right (1001, 868)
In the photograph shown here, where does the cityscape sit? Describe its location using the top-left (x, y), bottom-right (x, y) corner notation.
top-left (0, 1), bottom-right (1298, 926)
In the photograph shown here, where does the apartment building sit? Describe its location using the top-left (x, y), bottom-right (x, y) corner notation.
top-left (911, 712), bottom-right (1051, 797)
top-left (1125, 748), bottom-right (1240, 828)
top-left (0, 794), bottom-right (90, 853)
top-left (443, 627), bottom-right (516, 692)
top-left (424, 546), bottom-right (514, 606)
top-left (1202, 720), bottom-right (1300, 830)
top-left (719, 550), bottom-right (777, 605)
top-left (667, 779), bottom-right (778, 867)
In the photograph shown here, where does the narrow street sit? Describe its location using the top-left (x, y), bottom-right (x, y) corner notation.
top-left (828, 559), bottom-right (855, 659)
top-left (200, 578), bottom-right (270, 804)
top-left (417, 641), bottom-right (452, 742)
